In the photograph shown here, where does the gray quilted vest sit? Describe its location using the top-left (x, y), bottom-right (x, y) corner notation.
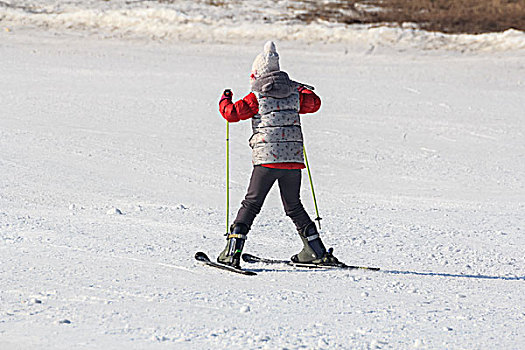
top-left (249, 71), bottom-right (304, 165)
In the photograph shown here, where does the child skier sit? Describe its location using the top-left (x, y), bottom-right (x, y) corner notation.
top-left (218, 41), bottom-right (339, 268)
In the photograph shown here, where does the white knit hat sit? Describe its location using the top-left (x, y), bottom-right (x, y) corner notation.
top-left (251, 41), bottom-right (280, 79)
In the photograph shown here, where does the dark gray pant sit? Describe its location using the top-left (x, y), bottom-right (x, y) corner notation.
top-left (234, 165), bottom-right (313, 231)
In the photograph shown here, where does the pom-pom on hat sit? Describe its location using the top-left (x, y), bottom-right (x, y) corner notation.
top-left (251, 41), bottom-right (280, 79)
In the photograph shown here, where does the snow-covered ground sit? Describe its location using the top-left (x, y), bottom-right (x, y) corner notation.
top-left (1, 6), bottom-right (525, 349)
top-left (2, 0), bottom-right (525, 51)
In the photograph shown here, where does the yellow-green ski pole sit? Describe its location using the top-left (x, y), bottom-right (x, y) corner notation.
top-left (226, 121), bottom-right (230, 235)
top-left (303, 145), bottom-right (322, 230)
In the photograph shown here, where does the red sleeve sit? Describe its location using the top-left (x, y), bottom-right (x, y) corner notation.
top-left (298, 89), bottom-right (321, 114)
top-left (219, 92), bottom-right (259, 122)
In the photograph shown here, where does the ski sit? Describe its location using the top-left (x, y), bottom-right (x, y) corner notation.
top-left (242, 253), bottom-right (380, 271)
top-left (194, 252), bottom-right (257, 276)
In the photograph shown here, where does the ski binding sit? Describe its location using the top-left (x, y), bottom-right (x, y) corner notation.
top-left (194, 251), bottom-right (257, 276)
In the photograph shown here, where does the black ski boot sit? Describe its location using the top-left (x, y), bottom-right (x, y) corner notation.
top-left (291, 222), bottom-right (340, 265)
top-left (217, 223), bottom-right (249, 269)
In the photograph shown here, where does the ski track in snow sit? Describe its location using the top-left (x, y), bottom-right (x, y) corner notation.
top-left (1, 28), bottom-right (525, 349)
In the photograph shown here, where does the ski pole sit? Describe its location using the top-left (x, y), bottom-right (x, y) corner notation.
top-left (303, 145), bottom-right (322, 230)
top-left (226, 121), bottom-right (230, 235)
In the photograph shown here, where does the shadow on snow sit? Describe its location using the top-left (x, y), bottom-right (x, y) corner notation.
top-left (382, 269), bottom-right (524, 281)
top-left (249, 267), bottom-right (524, 280)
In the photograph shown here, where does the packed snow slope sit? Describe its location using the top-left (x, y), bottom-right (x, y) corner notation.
top-left (1, 29), bottom-right (525, 349)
